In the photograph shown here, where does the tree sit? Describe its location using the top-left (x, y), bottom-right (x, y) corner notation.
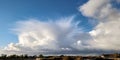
top-left (39, 54), bottom-right (44, 58)
top-left (60, 55), bottom-right (64, 57)
top-left (0, 54), bottom-right (7, 58)
top-left (24, 54), bottom-right (28, 58)
top-left (8, 54), bottom-right (19, 58)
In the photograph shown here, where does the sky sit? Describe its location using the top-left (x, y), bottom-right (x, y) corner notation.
top-left (0, 0), bottom-right (89, 47)
top-left (0, 0), bottom-right (120, 55)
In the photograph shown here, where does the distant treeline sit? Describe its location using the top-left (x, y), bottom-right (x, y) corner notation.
top-left (0, 54), bottom-right (44, 59)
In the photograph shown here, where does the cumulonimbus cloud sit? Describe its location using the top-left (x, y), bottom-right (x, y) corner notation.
top-left (0, 0), bottom-right (120, 55)
top-left (0, 16), bottom-right (93, 55)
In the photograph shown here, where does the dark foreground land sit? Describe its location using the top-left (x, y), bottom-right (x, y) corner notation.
top-left (0, 53), bottom-right (120, 60)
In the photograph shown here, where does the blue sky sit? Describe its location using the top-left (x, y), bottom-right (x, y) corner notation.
top-left (0, 0), bottom-right (90, 47)
top-left (0, 0), bottom-right (120, 55)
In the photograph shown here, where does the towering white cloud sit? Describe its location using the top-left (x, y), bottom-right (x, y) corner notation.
top-left (1, 0), bottom-right (120, 55)
top-left (80, 0), bottom-right (120, 50)
top-left (0, 16), bottom-right (92, 55)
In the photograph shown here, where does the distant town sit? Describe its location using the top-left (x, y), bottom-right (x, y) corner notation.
top-left (0, 53), bottom-right (120, 60)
